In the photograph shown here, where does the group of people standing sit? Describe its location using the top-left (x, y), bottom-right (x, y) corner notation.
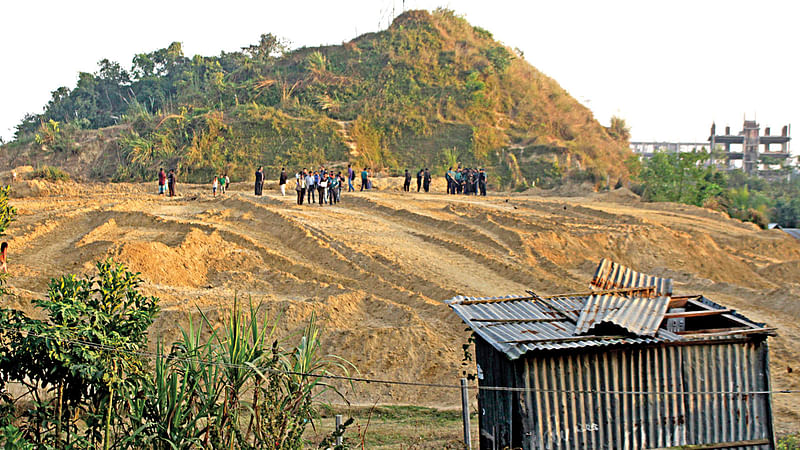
top-left (157, 168), bottom-right (178, 197)
top-left (293, 167), bottom-right (345, 206)
top-left (156, 164), bottom-right (487, 200)
top-left (403, 168), bottom-right (432, 192)
top-left (445, 167), bottom-right (487, 196)
top-left (212, 174), bottom-right (230, 197)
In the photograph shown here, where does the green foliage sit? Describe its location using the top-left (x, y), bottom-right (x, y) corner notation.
top-left (32, 165), bottom-right (71, 181)
top-left (635, 150), bottom-right (800, 228)
top-left (607, 116), bottom-right (630, 141)
top-left (0, 259), bottom-right (159, 448)
top-left (34, 119), bottom-right (75, 153)
top-left (0, 186), bottom-right (16, 238)
top-left (637, 150), bottom-right (724, 206)
top-left (482, 45), bottom-right (513, 73)
top-left (779, 433), bottom-right (800, 450)
top-left (0, 264), bottom-right (354, 449)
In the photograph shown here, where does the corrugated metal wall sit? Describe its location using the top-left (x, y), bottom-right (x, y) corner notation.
top-left (476, 339), bottom-right (774, 450)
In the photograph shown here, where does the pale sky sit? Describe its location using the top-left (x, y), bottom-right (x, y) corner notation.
top-left (1, 0), bottom-right (797, 150)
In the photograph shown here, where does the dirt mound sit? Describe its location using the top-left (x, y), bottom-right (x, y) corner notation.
top-left (3, 184), bottom-right (800, 432)
top-left (590, 187), bottom-right (640, 203)
top-left (9, 179), bottom-right (148, 198)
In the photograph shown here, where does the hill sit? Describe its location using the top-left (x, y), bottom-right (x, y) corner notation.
top-left (1, 9), bottom-right (632, 187)
top-left (3, 180), bottom-right (800, 434)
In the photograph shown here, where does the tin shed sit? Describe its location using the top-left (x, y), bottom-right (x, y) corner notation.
top-left (448, 262), bottom-right (776, 450)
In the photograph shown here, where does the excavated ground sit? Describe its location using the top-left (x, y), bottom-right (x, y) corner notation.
top-left (3, 177), bottom-right (799, 434)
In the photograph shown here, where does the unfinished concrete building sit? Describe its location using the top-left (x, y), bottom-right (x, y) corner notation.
top-left (709, 120), bottom-right (792, 174)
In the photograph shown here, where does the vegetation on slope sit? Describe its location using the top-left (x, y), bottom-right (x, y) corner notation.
top-left (5, 9), bottom-right (631, 185)
top-left (630, 150), bottom-right (800, 228)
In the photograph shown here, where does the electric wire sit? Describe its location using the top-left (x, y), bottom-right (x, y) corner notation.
top-left (1, 324), bottom-right (798, 396)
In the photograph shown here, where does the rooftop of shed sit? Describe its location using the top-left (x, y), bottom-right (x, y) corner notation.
top-left (447, 259), bottom-right (775, 360)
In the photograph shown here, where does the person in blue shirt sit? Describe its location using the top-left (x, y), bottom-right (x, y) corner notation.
top-left (360, 168), bottom-right (369, 191)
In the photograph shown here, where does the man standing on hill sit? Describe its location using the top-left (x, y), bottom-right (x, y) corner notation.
top-left (296, 170), bottom-right (306, 205)
top-left (416, 168), bottom-right (423, 192)
top-left (479, 168), bottom-right (487, 196)
top-left (445, 167), bottom-right (455, 194)
top-left (347, 164), bottom-right (355, 192)
top-left (306, 170), bottom-right (316, 204)
top-left (360, 167), bottom-right (369, 191)
top-left (157, 168), bottom-right (166, 195)
top-left (254, 166), bottom-right (264, 196)
top-left (279, 168), bottom-right (287, 196)
top-left (167, 169), bottom-right (176, 197)
top-left (423, 168), bottom-right (431, 193)
top-left (403, 169), bottom-right (411, 192)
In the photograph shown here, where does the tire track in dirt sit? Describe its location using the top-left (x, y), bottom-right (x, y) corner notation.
top-left (210, 196), bottom-right (458, 321)
top-left (347, 196), bottom-right (512, 256)
top-left (346, 195), bottom-right (579, 292)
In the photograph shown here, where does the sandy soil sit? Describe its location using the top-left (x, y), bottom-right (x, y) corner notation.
top-left (2, 177), bottom-right (799, 433)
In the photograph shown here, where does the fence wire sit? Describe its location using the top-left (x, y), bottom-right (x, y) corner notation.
top-left (1, 325), bottom-right (798, 396)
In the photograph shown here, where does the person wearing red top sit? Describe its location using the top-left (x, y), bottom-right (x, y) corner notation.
top-left (157, 168), bottom-right (166, 195)
top-left (0, 242), bottom-right (8, 274)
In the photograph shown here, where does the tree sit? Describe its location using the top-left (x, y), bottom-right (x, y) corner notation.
top-left (0, 259), bottom-right (159, 448)
top-left (607, 116), bottom-right (630, 142)
top-left (637, 150), bottom-right (724, 206)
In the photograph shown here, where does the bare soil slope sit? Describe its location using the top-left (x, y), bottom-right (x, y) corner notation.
top-left (3, 178), bottom-right (799, 433)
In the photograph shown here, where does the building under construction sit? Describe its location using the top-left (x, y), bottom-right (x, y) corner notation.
top-left (448, 259), bottom-right (776, 450)
top-left (709, 120), bottom-right (792, 174)
top-left (630, 119), bottom-right (792, 176)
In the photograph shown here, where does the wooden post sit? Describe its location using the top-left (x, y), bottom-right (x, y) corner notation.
top-left (461, 378), bottom-right (472, 450)
top-left (335, 414), bottom-right (343, 446)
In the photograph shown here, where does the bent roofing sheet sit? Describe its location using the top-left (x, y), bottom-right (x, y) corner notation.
top-left (782, 228), bottom-right (800, 240)
top-left (447, 294), bottom-right (769, 360)
top-left (574, 294), bottom-right (670, 337)
top-left (446, 295), bottom-right (677, 360)
top-left (591, 259), bottom-right (673, 296)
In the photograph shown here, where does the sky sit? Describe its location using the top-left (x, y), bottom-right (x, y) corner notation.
top-left (1, 0), bottom-right (797, 149)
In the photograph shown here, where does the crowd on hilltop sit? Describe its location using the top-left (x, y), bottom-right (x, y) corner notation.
top-left (289, 166), bottom-right (346, 206)
top-left (402, 166), bottom-right (487, 196)
top-left (154, 164), bottom-right (488, 201)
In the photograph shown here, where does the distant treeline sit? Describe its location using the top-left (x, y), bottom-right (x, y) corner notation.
top-left (630, 150), bottom-right (800, 228)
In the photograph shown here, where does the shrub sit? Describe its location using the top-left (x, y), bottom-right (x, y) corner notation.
top-left (32, 165), bottom-right (71, 182)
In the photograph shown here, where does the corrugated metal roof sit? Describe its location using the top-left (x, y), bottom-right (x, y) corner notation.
top-left (447, 295), bottom-right (676, 360)
top-left (591, 258), bottom-right (673, 296)
top-left (447, 293), bottom-right (767, 360)
top-left (781, 228), bottom-right (800, 240)
top-left (574, 294), bottom-right (670, 337)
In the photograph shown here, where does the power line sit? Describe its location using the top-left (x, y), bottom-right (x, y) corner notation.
top-left (2, 325), bottom-right (798, 396)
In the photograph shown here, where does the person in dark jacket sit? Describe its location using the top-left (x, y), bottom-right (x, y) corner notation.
top-left (403, 169), bottom-right (411, 192)
top-left (254, 166), bottom-right (264, 196)
top-left (279, 168), bottom-right (287, 196)
top-left (416, 169), bottom-right (423, 192)
top-left (479, 168), bottom-right (487, 196)
top-left (167, 169), bottom-right (176, 197)
top-left (444, 167), bottom-right (454, 194)
top-left (423, 168), bottom-right (431, 193)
